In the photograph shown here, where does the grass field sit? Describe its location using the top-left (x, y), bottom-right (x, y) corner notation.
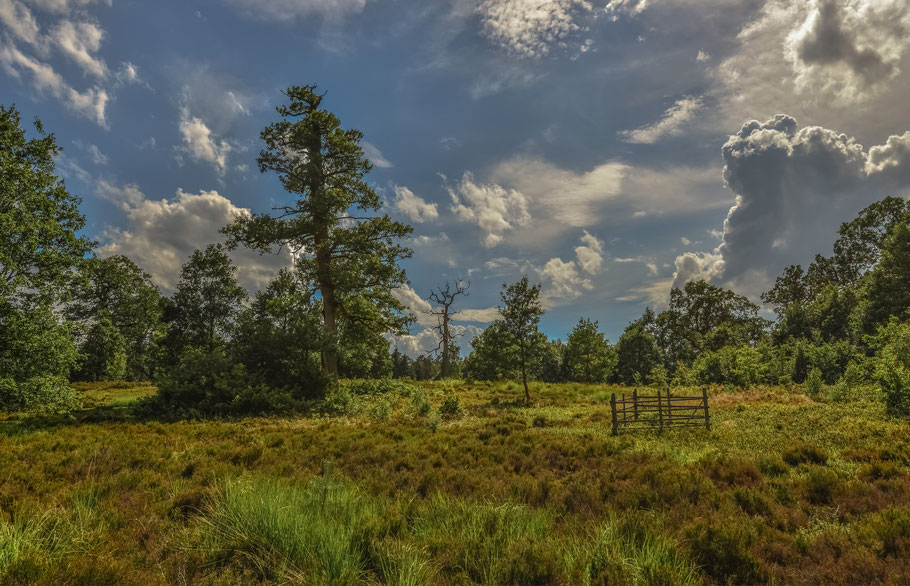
top-left (0, 380), bottom-right (908, 584)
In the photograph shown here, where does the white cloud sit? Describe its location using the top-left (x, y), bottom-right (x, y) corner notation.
top-left (392, 185), bottom-right (438, 223)
top-left (605, 0), bottom-right (648, 17)
top-left (696, 49), bottom-right (710, 62)
top-left (447, 171), bottom-right (530, 247)
top-left (574, 229), bottom-right (604, 274)
top-left (0, 40), bottom-right (109, 126)
top-left (50, 20), bottom-right (107, 78)
top-left (95, 179), bottom-right (144, 208)
top-left (0, 0), bottom-right (40, 44)
top-left (488, 156), bottom-right (727, 231)
top-left (619, 96), bottom-right (703, 144)
top-left (392, 284), bottom-right (434, 327)
top-left (680, 236), bottom-right (691, 246)
top-left (539, 256), bottom-right (592, 303)
top-left (452, 307), bottom-right (501, 323)
top-left (73, 140), bottom-right (108, 165)
top-left (670, 251), bottom-right (724, 290)
top-left (490, 157), bottom-right (627, 227)
top-left (866, 130), bottom-right (910, 181)
top-left (785, 0), bottom-right (909, 104)
top-left (177, 108), bottom-right (232, 176)
top-left (711, 0), bottom-right (910, 138)
top-left (97, 188), bottom-right (291, 292)
top-left (362, 141), bottom-right (392, 168)
top-left (476, 0), bottom-right (597, 58)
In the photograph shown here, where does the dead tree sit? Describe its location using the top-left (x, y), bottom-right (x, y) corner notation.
top-left (427, 280), bottom-right (470, 379)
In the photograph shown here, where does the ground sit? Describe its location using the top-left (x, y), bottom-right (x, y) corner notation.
top-left (0, 380), bottom-right (908, 584)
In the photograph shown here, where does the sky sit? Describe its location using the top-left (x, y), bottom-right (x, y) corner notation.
top-left (3, 0), bottom-right (910, 356)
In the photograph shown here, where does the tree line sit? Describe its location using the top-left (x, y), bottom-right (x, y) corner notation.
top-left (2, 86), bottom-right (910, 417)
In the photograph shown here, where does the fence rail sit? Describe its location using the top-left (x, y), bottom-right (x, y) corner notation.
top-left (610, 388), bottom-right (709, 434)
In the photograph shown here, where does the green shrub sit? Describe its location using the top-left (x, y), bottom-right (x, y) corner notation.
top-left (410, 388), bottom-right (432, 418)
top-left (325, 383), bottom-right (358, 416)
top-left (871, 320), bottom-right (910, 416)
top-left (439, 394), bottom-right (462, 419)
top-left (685, 519), bottom-right (764, 585)
top-left (782, 441), bottom-right (828, 466)
top-left (805, 367), bottom-right (824, 398)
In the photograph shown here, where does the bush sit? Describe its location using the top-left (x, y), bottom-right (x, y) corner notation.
top-left (685, 520), bottom-right (765, 585)
top-left (869, 320), bottom-right (910, 416)
top-left (410, 388), bottom-right (432, 418)
top-left (805, 367), bottom-right (824, 398)
top-left (0, 302), bottom-right (80, 413)
top-left (439, 394), bottom-right (462, 419)
top-left (324, 383), bottom-right (358, 416)
top-left (782, 441), bottom-right (828, 466)
top-left (692, 345), bottom-right (764, 387)
top-left (154, 347), bottom-right (316, 416)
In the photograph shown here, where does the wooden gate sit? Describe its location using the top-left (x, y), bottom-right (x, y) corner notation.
top-left (610, 388), bottom-right (709, 434)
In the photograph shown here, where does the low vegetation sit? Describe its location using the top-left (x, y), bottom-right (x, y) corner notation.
top-left (0, 380), bottom-right (907, 584)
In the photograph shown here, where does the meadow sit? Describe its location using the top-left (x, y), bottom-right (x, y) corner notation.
top-left (0, 380), bottom-right (908, 585)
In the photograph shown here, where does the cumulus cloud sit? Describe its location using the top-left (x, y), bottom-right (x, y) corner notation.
top-left (392, 185), bottom-right (438, 222)
top-left (670, 251), bottom-right (724, 290)
top-left (97, 188), bottom-right (291, 291)
top-left (447, 171), bottom-right (531, 247)
top-left (619, 96), bottom-right (703, 144)
top-left (786, 0), bottom-right (909, 103)
top-left (866, 131), bottom-right (910, 181)
top-left (476, 0), bottom-right (597, 58)
top-left (678, 114), bottom-right (910, 299)
top-left (712, 0), bottom-right (910, 137)
top-left (539, 256), bottom-right (592, 303)
top-left (574, 229), bottom-right (604, 274)
top-left (177, 108), bottom-right (233, 176)
top-left (219, 0), bottom-right (368, 21)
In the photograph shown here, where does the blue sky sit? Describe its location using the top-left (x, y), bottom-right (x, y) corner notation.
top-left (3, 0), bottom-right (910, 355)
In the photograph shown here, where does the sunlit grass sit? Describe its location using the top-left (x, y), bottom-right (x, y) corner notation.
top-left (0, 379), bottom-right (906, 583)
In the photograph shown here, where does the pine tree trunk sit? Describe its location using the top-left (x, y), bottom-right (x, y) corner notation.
top-left (520, 339), bottom-right (530, 404)
top-left (315, 234), bottom-right (339, 377)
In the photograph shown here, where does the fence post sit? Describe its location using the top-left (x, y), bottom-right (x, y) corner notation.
top-left (610, 393), bottom-right (618, 436)
top-left (632, 388), bottom-right (638, 421)
top-left (666, 387), bottom-right (672, 427)
top-left (702, 387), bottom-right (710, 430)
top-left (657, 390), bottom-right (663, 433)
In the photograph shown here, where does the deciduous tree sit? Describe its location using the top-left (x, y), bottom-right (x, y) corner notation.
top-left (499, 276), bottom-right (543, 404)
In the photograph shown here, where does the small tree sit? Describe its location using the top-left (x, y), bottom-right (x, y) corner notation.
top-left (427, 280), bottom-right (470, 378)
top-left (79, 312), bottom-right (127, 381)
top-left (165, 244), bottom-right (246, 357)
top-left (564, 318), bottom-right (616, 383)
top-left (499, 276), bottom-right (544, 404)
top-left (614, 322), bottom-right (662, 385)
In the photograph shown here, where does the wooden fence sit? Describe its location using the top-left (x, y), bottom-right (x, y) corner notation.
top-left (610, 388), bottom-right (710, 435)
